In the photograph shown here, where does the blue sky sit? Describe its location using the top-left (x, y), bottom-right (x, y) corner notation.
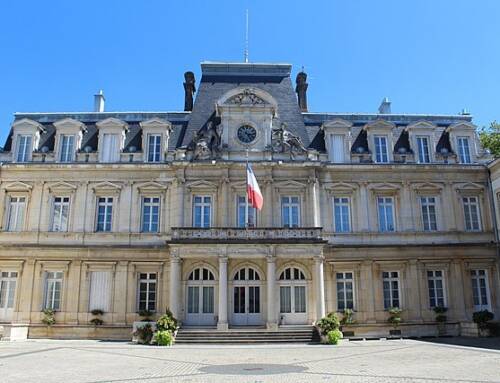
top-left (0, 0), bottom-right (499, 144)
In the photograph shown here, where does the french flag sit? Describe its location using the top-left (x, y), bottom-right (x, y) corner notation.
top-left (247, 164), bottom-right (263, 210)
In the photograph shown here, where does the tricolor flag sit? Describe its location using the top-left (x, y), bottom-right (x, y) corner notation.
top-left (246, 163), bottom-right (263, 210)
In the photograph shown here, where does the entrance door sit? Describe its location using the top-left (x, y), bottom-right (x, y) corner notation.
top-left (232, 267), bottom-right (262, 326)
top-left (0, 271), bottom-right (18, 321)
top-left (279, 267), bottom-right (307, 325)
top-left (185, 267), bottom-right (216, 326)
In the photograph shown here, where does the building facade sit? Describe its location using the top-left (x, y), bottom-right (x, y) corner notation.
top-left (0, 62), bottom-right (498, 339)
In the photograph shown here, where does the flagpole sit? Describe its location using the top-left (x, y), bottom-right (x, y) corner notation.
top-left (245, 146), bottom-right (249, 229)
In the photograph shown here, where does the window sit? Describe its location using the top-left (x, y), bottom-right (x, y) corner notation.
top-left (141, 197), bottom-right (160, 232)
top-left (237, 195), bottom-right (256, 228)
top-left (147, 134), bottom-right (161, 163)
top-left (101, 134), bottom-right (119, 163)
top-left (281, 196), bottom-right (300, 228)
top-left (51, 197), bottom-right (70, 232)
top-left (457, 136), bottom-right (471, 164)
top-left (470, 269), bottom-right (490, 311)
top-left (462, 196), bottom-right (481, 231)
top-left (96, 197), bottom-right (113, 232)
top-left (420, 196), bottom-right (437, 231)
top-left (336, 272), bottom-right (354, 311)
top-left (333, 197), bottom-right (351, 233)
top-left (279, 267), bottom-right (306, 314)
top-left (193, 196), bottom-right (211, 228)
top-left (137, 273), bottom-right (157, 312)
top-left (377, 197), bottom-right (395, 232)
top-left (16, 135), bottom-right (32, 162)
top-left (374, 135), bottom-right (389, 163)
top-left (382, 271), bottom-right (400, 309)
top-left (187, 268), bottom-right (215, 316)
top-left (427, 270), bottom-right (445, 308)
top-left (44, 271), bottom-right (63, 310)
top-left (89, 271), bottom-right (112, 312)
top-left (329, 134), bottom-right (345, 163)
top-left (416, 136), bottom-right (431, 163)
top-left (0, 271), bottom-right (18, 313)
top-left (59, 135), bottom-right (75, 162)
top-left (6, 196), bottom-right (26, 232)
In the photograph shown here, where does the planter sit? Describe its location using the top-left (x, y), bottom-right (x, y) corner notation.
top-left (132, 321), bottom-right (156, 343)
top-left (389, 329), bottom-right (401, 336)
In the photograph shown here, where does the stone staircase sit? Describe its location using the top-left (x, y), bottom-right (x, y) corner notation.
top-left (175, 326), bottom-right (320, 344)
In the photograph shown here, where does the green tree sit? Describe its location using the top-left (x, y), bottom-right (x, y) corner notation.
top-left (479, 122), bottom-right (500, 157)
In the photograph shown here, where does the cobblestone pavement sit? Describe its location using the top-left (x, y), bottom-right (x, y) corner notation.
top-left (1, 338), bottom-right (500, 383)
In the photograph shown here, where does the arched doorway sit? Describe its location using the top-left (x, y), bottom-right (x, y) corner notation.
top-left (231, 267), bottom-right (263, 326)
top-left (278, 266), bottom-right (307, 325)
top-left (184, 267), bottom-right (216, 326)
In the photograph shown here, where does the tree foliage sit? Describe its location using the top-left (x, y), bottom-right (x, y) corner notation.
top-left (479, 122), bottom-right (500, 157)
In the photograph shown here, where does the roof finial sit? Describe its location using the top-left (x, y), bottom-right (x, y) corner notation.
top-left (244, 9), bottom-right (249, 63)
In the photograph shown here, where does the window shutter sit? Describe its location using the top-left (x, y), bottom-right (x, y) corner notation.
top-left (89, 271), bottom-right (112, 312)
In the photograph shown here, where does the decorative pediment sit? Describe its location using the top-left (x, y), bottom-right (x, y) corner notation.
top-left (91, 181), bottom-right (123, 193)
top-left (216, 87), bottom-right (277, 110)
top-left (1, 181), bottom-right (33, 192)
top-left (368, 182), bottom-right (401, 193)
top-left (412, 182), bottom-right (444, 192)
top-left (274, 180), bottom-right (308, 191)
top-left (454, 182), bottom-right (485, 194)
top-left (136, 181), bottom-right (169, 193)
top-left (225, 89), bottom-right (267, 106)
top-left (47, 181), bottom-right (78, 193)
top-left (230, 180), bottom-right (247, 191)
top-left (12, 118), bottom-right (45, 132)
top-left (322, 119), bottom-right (353, 130)
top-left (185, 180), bottom-right (218, 191)
top-left (406, 121), bottom-right (436, 131)
top-left (324, 182), bottom-right (358, 194)
top-left (446, 121), bottom-right (476, 132)
top-left (53, 118), bottom-right (86, 131)
top-left (364, 119), bottom-right (395, 131)
top-left (139, 118), bottom-right (172, 130)
top-left (96, 117), bottom-right (128, 130)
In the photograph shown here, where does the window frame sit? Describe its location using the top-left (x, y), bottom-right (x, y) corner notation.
top-left (333, 196), bottom-right (351, 233)
top-left (382, 271), bottom-right (401, 310)
top-left (470, 269), bottom-right (491, 311)
top-left (374, 135), bottom-right (389, 163)
top-left (462, 196), bottom-right (482, 232)
top-left (51, 196), bottom-right (71, 232)
top-left (336, 271), bottom-right (355, 311)
top-left (15, 134), bottom-right (33, 163)
top-left (236, 195), bottom-right (257, 228)
top-left (141, 196), bottom-right (161, 233)
top-left (377, 196), bottom-right (395, 232)
top-left (58, 134), bottom-right (76, 163)
top-left (457, 136), bottom-right (472, 164)
top-left (192, 195), bottom-right (212, 228)
top-left (427, 270), bottom-right (446, 308)
top-left (420, 196), bottom-right (438, 232)
top-left (281, 195), bottom-right (301, 228)
top-left (95, 196), bottom-right (114, 232)
top-left (137, 272), bottom-right (157, 312)
top-left (147, 134), bottom-right (162, 163)
top-left (44, 271), bottom-right (63, 311)
top-left (416, 135), bottom-right (431, 164)
top-left (6, 195), bottom-right (27, 232)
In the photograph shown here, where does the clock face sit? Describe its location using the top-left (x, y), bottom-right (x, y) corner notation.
top-left (237, 125), bottom-right (257, 144)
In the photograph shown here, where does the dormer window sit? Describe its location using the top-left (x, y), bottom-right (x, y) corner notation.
top-left (329, 135), bottom-right (345, 163)
top-left (140, 118), bottom-right (172, 163)
top-left (53, 118), bottom-right (86, 163)
top-left (59, 135), bottom-right (75, 162)
top-left (16, 135), bottom-right (33, 162)
top-left (365, 120), bottom-right (395, 164)
top-left (416, 136), bottom-right (431, 163)
top-left (101, 134), bottom-right (119, 163)
top-left (147, 134), bottom-right (161, 162)
top-left (374, 135), bottom-right (389, 163)
top-left (447, 122), bottom-right (477, 164)
top-left (96, 118), bottom-right (128, 163)
top-left (457, 136), bottom-right (471, 164)
top-left (322, 119), bottom-right (352, 164)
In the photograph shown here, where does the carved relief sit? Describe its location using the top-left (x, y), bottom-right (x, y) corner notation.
top-left (225, 89), bottom-right (266, 106)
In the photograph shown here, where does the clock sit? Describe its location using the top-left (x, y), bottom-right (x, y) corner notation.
top-left (237, 125), bottom-right (257, 144)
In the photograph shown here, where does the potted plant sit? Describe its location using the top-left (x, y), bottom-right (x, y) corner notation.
top-left (387, 307), bottom-right (402, 336)
top-left (472, 310), bottom-right (494, 337)
top-left (433, 306), bottom-right (448, 336)
top-left (133, 323), bottom-right (154, 344)
top-left (316, 312), bottom-right (343, 345)
top-left (41, 309), bottom-right (56, 326)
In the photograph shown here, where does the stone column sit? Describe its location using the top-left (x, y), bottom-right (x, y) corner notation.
top-left (400, 182), bottom-right (414, 231)
top-left (309, 176), bottom-right (321, 227)
top-left (169, 254), bottom-right (182, 320)
top-left (449, 260), bottom-right (467, 321)
top-left (112, 261), bottom-right (128, 325)
top-left (360, 260), bottom-right (376, 323)
top-left (314, 256), bottom-right (326, 320)
top-left (266, 254), bottom-right (278, 329)
top-left (217, 256), bottom-right (228, 330)
top-left (359, 182), bottom-right (370, 231)
top-left (406, 260), bottom-right (422, 322)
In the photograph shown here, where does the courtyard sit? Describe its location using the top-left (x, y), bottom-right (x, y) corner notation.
top-left (1, 338), bottom-right (499, 382)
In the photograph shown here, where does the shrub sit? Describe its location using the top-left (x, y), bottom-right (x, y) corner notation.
top-left (90, 309), bottom-right (104, 316)
top-left (138, 310), bottom-right (154, 321)
top-left (41, 309), bottom-right (56, 326)
top-left (486, 322), bottom-right (500, 336)
top-left (317, 312), bottom-right (340, 335)
top-left (134, 323), bottom-right (154, 344)
top-left (340, 308), bottom-right (356, 325)
top-left (155, 330), bottom-right (174, 346)
top-left (433, 306), bottom-right (448, 323)
top-left (473, 310), bottom-right (494, 330)
top-left (387, 307), bottom-right (402, 329)
top-left (90, 318), bottom-right (104, 326)
top-left (156, 312), bottom-right (178, 333)
top-left (327, 329), bottom-right (343, 345)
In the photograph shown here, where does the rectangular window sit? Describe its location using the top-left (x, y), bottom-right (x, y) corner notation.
top-left (383, 271), bottom-right (400, 309)
top-left (6, 196), bottom-right (26, 232)
top-left (281, 196), bottom-right (300, 228)
top-left (193, 195), bottom-right (211, 228)
top-left (137, 273), bottom-right (157, 312)
top-left (89, 271), bottom-right (112, 312)
top-left (333, 197), bottom-right (351, 233)
top-left (471, 269), bottom-right (490, 311)
top-left (427, 270), bottom-right (445, 308)
top-left (374, 135), bottom-right (389, 163)
top-left (457, 136), bottom-right (471, 164)
top-left (96, 197), bottom-right (113, 232)
top-left (16, 135), bottom-right (32, 162)
top-left (51, 196), bottom-right (70, 232)
top-left (329, 134), bottom-right (345, 163)
top-left (141, 197), bottom-right (160, 232)
top-left (0, 271), bottom-right (18, 311)
top-left (147, 134), bottom-right (161, 163)
top-left (59, 135), bottom-right (75, 162)
top-left (336, 272), bottom-right (354, 311)
top-left (462, 196), bottom-right (481, 231)
top-left (280, 286), bottom-right (291, 313)
top-left (101, 134), bottom-right (119, 163)
top-left (44, 271), bottom-right (63, 310)
top-left (377, 196), bottom-right (395, 232)
top-left (420, 196), bottom-right (437, 231)
top-left (416, 136), bottom-right (431, 163)
top-left (237, 195), bottom-right (256, 228)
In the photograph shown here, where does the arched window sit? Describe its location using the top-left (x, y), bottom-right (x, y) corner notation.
top-left (188, 267), bottom-right (215, 281)
top-left (279, 267), bottom-right (305, 281)
top-left (234, 267), bottom-right (260, 281)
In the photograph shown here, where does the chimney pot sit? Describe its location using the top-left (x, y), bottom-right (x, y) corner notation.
top-left (94, 90), bottom-right (105, 112)
top-left (378, 97), bottom-right (391, 114)
top-left (295, 71), bottom-right (308, 112)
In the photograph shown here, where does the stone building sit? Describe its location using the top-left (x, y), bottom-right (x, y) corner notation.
top-left (0, 62), bottom-right (498, 340)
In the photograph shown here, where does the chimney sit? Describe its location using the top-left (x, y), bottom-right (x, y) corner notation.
top-left (94, 90), bottom-right (105, 112)
top-left (295, 71), bottom-right (308, 112)
top-left (378, 97), bottom-right (391, 114)
top-left (183, 71), bottom-right (196, 111)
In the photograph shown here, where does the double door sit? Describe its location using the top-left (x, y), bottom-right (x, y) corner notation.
top-left (185, 285), bottom-right (216, 326)
top-left (232, 284), bottom-right (262, 326)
